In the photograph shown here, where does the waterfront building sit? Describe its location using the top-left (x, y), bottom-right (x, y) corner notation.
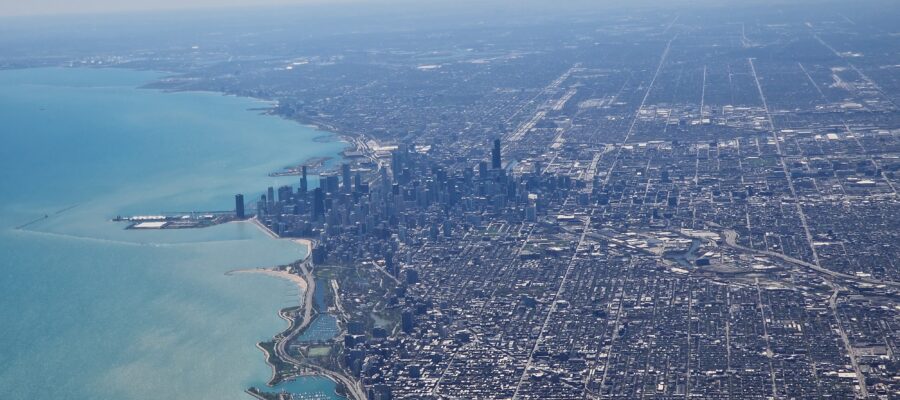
top-left (234, 194), bottom-right (245, 219)
top-left (300, 165), bottom-right (308, 193)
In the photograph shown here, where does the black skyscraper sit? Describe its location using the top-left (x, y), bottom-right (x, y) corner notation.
top-left (478, 161), bottom-right (489, 178)
top-left (300, 165), bottom-right (308, 193)
top-left (326, 175), bottom-right (340, 194)
top-left (234, 194), bottom-right (245, 219)
top-left (342, 163), bottom-right (352, 193)
top-left (401, 309), bottom-right (414, 334)
top-left (491, 138), bottom-right (502, 169)
top-left (313, 187), bottom-right (325, 217)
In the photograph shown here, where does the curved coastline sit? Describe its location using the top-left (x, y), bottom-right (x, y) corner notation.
top-left (4, 67), bottom-right (355, 400)
top-left (130, 66), bottom-right (364, 399)
top-left (51, 65), bottom-right (354, 159)
top-left (229, 223), bottom-right (364, 400)
top-left (146, 71), bottom-right (361, 398)
top-left (137, 69), bottom-right (354, 156)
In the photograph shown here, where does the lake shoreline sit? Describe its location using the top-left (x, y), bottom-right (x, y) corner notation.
top-left (0, 66), bottom-right (350, 400)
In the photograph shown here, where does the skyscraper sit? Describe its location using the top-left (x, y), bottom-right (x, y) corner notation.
top-left (234, 194), bottom-right (245, 219)
top-left (401, 309), bottom-right (414, 334)
top-left (342, 163), bottom-right (352, 193)
top-left (300, 165), bottom-right (308, 193)
top-left (313, 187), bottom-right (325, 218)
top-left (326, 175), bottom-right (340, 194)
top-left (491, 138), bottom-right (502, 169)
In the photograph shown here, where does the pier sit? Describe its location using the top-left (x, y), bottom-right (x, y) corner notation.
top-left (114, 210), bottom-right (238, 229)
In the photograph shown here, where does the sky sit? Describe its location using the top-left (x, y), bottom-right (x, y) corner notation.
top-left (0, 0), bottom-right (349, 16)
top-left (0, 0), bottom-right (638, 18)
top-left (0, 0), bottom-right (848, 18)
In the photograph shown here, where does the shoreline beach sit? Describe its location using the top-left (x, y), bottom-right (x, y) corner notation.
top-left (227, 267), bottom-right (309, 294)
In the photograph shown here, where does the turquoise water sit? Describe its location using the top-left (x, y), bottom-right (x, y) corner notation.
top-left (0, 68), bottom-right (345, 399)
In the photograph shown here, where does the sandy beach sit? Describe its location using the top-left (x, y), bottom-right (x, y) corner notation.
top-left (292, 238), bottom-right (314, 259)
top-left (292, 238), bottom-right (312, 247)
top-left (227, 267), bottom-right (308, 293)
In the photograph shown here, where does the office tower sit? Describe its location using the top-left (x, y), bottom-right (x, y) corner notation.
top-left (342, 163), bottom-right (352, 193)
top-left (380, 167), bottom-right (390, 190)
top-left (391, 151), bottom-right (403, 177)
top-left (277, 185), bottom-right (292, 202)
top-left (267, 186), bottom-right (275, 210)
top-left (258, 194), bottom-right (267, 216)
top-left (385, 252), bottom-right (396, 276)
top-left (492, 138), bottom-right (501, 169)
top-left (300, 165), bottom-right (308, 193)
top-left (313, 188), bottom-right (325, 218)
top-left (326, 175), bottom-right (340, 194)
top-left (526, 205), bottom-right (537, 222)
top-left (401, 309), bottom-right (414, 334)
top-left (478, 161), bottom-right (488, 178)
top-left (234, 194), bottom-right (245, 219)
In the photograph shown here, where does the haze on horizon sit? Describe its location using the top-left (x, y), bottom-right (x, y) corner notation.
top-left (0, 0), bottom-right (363, 17)
top-left (0, 0), bottom-right (559, 17)
top-left (0, 0), bottom-right (827, 18)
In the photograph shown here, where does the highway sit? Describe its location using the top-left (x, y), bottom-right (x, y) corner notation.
top-left (269, 245), bottom-right (367, 400)
top-left (722, 229), bottom-right (900, 289)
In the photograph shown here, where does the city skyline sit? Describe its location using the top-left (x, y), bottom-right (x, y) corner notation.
top-left (2, 1), bottom-right (898, 399)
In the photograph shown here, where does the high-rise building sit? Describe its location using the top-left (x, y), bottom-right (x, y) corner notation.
top-left (313, 188), bottom-right (325, 218)
top-left (258, 194), bottom-right (267, 216)
top-left (342, 163), bottom-right (352, 193)
top-left (326, 175), bottom-right (340, 194)
top-left (391, 150), bottom-right (403, 177)
top-left (277, 185), bottom-right (292, 202)
top-left (234, 194), bottom-right (245, 219)
top-left (491, 138), bottom-right (502, 169)
top-left (478, 161), bottom-right (488, 178)
top-left (401, 309), bottom-right (414, 334)
top-left (300, 165), bottom-right (308, 193)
